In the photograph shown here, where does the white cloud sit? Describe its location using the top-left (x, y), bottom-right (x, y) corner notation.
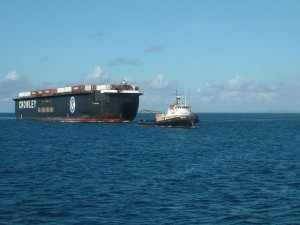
top-left (0, 73), bottom-right (33, 111)
top-left (138, 75), bottom-right (179, 111)
top-left (139, 93), bottom-right (173, 112)
top-left (199, 96), bottom-right (213, 103)
top-left (106, 57), bottom-right (142, 66)
top-left (86, 66), bottom-right (102, 79)
top-left (266, 84), bottom-right (280, 92)
top-left (226, 75), bottom-right (249, 91)
top-left (5, 71), bottom-right (19, 81)
top-left (257, 92), bottom-right (276, 101)
top-left (145, 45), bottom-right (163, 53)
top-left (150, 74), bottom-right (169, 89)
top-left (197, 76), bottom-right (283, 104)
top-left (84, 66), bottom-right (110, 84)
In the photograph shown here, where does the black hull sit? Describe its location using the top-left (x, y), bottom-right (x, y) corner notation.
top-left (138, 114), bottom-right (199, 128)
top-left (14, 91), bottom-right (141, 122)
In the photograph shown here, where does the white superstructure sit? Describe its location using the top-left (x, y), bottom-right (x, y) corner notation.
top-left (156, 92), bottom-right (193, 121)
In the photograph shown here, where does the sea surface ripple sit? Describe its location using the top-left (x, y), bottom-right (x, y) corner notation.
top-left (1, 113), bottom-right (300, 224)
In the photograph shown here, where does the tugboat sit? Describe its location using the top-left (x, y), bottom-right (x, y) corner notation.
top-left (138, 91), bottom-right (199, 128)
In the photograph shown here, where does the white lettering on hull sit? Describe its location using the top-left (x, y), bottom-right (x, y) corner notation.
top-left (19, 100), bottom-right (36, 109)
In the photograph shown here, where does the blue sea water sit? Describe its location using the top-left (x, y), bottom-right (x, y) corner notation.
top-left (1, 113), bottom-right (300, 224)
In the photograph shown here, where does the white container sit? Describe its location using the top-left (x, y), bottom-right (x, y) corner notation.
top-left (122, 90), bottom-right (140, 94)
top-left (19, 92), bottom-right (31, 97)
top-left (57, 87), bottom-right (65, 93)
top-left (84, 85), bottom-right (92, 91)
top-left (100, 90), bottom-right (118, 93)
top-left (64, 87), bottom-right (72, 92)
top-left (96, 85), bottom-right (106, 90)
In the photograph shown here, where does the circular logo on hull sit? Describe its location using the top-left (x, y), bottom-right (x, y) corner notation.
top-left (70, 96), bottom-right (75, 113)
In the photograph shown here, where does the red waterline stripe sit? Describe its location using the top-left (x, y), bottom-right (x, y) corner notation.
top-left (40, 118), bottom-right (122, 122)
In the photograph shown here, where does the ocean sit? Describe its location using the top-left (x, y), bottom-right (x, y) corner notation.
top-left (1, 113), bottom-right (299, 224)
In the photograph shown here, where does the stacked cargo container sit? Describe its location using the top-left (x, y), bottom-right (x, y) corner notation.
top-left (18, 84), bottom-right (140, 98)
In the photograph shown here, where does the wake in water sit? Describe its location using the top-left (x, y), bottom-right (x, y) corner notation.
top-left (0, 117), bottom-right (15, 120)
top-left (0, 113), bottom-right (15, 120)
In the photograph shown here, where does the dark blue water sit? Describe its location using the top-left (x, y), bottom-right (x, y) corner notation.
top-left (1, 113), bottom-right (300, 224)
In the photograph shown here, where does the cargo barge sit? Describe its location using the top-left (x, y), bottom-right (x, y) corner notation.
top-left (13, 80), bottom-right (142, 122)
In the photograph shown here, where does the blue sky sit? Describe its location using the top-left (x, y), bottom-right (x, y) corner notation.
top-left (1, 0), bottom-right (300, 112)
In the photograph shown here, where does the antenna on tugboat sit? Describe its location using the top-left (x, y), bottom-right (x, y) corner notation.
top-left (174, 90), bottom-right (180, 105)
top-left (185, 85), bottom-right (187, 105)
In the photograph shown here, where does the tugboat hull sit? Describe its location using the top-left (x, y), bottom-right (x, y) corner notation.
top-left (139, 114), bottom-right (199, 128)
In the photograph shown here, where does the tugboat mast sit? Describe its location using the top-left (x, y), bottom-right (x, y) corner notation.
top-left (174, 90), bottom-right (181, 105)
